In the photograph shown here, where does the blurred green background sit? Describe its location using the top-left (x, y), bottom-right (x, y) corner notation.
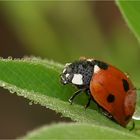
top-left (0, 1), bottom-right (140, 139)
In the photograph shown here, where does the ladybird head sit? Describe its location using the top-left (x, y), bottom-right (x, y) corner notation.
top-left (60, 60), bottom-right (94, 87)
top-left (60, 63), bottom-right (73, 85)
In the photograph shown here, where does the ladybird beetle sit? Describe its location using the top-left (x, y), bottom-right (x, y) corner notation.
top-left (60, 58), bottom-right (136, 127)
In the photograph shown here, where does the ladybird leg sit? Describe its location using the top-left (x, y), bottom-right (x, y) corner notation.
top-left (129, 120), bottom-right (135, 131)
top-left (69, 89), bottom-right (83, 104)
top-left (84, 96), bottom-right (92, 109)
top-left (101, 109), bottom-right (113, 119)
top-left (84, 89), bottom-right (92, 109)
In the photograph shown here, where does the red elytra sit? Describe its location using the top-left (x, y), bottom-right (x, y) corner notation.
top-left (90, 64), bottom-right (136, 126)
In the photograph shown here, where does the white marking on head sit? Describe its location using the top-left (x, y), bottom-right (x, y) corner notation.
top-left (66, 73), bottom-right (69, 78)
top-left (87, 59), bottom-right (93, 62)
top-left (65, 63), bottom-right (71, 67)
top-left (72, 74), bottom-right (83, 85)
top-left (63, 68), bottom-right (66, 73)
top-left (61, 76), bottom-right (67, 84)
top-left (94, 65), bottom-right (100, 74)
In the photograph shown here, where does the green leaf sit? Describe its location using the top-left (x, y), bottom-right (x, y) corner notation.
top-left (21, 123), bottom-right (139, 139)
top-left (0, 57), bottom-right (140, 138)
top-left (0, 57), bottom-right (121, 128)
top-left (116, 1), bottom-right (140, 43)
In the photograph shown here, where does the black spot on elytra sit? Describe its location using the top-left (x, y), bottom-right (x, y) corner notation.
top-left (122, 79), bottom-right (129, 92)
top-left (94, 60), bottom-right (108, 70)
top-left (107, 94), bottom-right (115, 103)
